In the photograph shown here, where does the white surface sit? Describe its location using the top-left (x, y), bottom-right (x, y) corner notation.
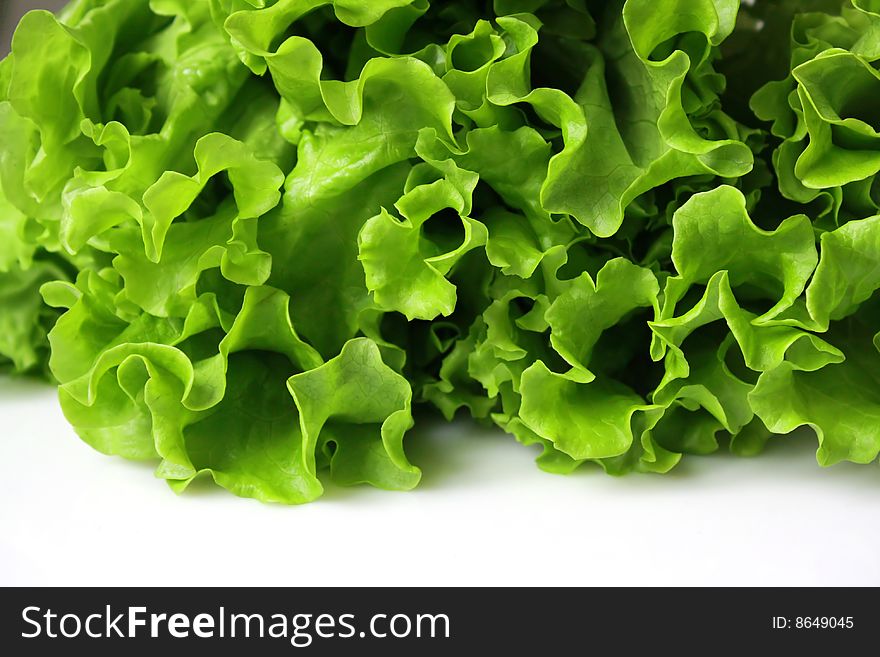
top-left (1, 375), bottom-right (878, 587)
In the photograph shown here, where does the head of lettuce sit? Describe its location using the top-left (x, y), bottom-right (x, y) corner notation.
top-left (0, 0), bottom-right (877, 503)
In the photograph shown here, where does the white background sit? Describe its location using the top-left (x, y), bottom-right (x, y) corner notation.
top-left (2, 375), bottom-right (878, 587)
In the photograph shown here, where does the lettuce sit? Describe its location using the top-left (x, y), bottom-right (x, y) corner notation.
top-left (1, 0), bottom-right (878, 503)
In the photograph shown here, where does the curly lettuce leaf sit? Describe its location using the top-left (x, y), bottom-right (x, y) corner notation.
top-left (3, 0), bottom-right (879, 506)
